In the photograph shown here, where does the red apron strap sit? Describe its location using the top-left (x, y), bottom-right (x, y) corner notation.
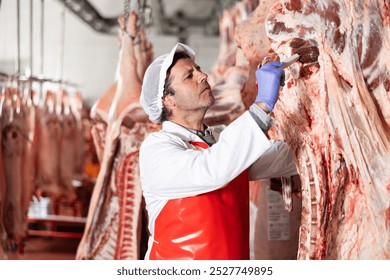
top-left (189, 141), bottom-right (209, 149)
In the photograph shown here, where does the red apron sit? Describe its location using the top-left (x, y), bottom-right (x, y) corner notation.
top-left (149, 141), bottom-right (250, 260)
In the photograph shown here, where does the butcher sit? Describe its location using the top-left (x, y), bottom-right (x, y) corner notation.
top-left (139, 43), bottom-right (297, 260)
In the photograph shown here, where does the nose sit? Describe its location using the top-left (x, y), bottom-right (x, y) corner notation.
top-left (197, 71), bottom-right (208, 83)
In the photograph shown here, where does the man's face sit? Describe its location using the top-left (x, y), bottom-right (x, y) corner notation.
top-left (168, 58), bottom-right (215, 113)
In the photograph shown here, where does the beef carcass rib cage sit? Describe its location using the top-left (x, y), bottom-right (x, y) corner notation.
top-left (263, 0), bottom-right (390, 259)
top-left (76, 11), bottom-right (158, 259)
top-left (76, 104), bottom-right (159, 260)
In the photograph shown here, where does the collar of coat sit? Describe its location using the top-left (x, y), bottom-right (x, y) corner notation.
top-left (162, 121), bottom-right (224, 143)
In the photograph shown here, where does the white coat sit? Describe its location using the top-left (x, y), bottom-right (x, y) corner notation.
top-left (139, 110), bottom-right (297, 259)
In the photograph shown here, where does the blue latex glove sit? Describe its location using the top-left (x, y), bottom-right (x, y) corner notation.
top-left (255, 61), bottom-right (285, 112)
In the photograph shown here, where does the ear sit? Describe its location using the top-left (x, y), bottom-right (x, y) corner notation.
top-left (162, 94), bottom-right (175, 108)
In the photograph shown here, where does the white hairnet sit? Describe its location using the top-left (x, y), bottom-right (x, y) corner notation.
top-left (140, 43), bottom-right (195, 123)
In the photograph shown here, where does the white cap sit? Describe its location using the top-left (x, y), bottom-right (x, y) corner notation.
top-left (140, 43), bottom-right (195, 123)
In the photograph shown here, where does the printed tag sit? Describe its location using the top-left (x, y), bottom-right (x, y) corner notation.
top-left (266, 186), bottom-right (291, 240)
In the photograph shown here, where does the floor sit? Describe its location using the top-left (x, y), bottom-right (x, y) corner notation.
top-left (8, 236), bottom-right (80, 260)
top-left (4, 213), bottom-right (86, 260)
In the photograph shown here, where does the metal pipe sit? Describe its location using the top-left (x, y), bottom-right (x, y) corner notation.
top-left (56, 0), bottom-right (117, 34)
top-left (59, 4), bottom-right (66, 82)
top-left (39, 0), bottom-right (45, 105)
top-left (40, 0), bottom-right (44, 76)
top-left (29, 0), bottom-right (33, 77)
top-left (16, 0), bottom-right (21, 77)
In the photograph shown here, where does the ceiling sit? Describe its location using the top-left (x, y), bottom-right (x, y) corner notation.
top-left (57, 0), bottom-right (240, 38)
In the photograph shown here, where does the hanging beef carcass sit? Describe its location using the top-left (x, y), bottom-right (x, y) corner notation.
top-left (35, 90), bottom-right (62, 200)
top-left (20, 85), bottom-right (39, 243)
top-left (70, 91), bottom-right (86, 176)
top-left (89, 83), bottom-right (113, 163)
top-left (208, 0), bottom-right (260, 82)
top-left (255, 0), bottom-right (390, 259)
top-left (1, 87), bottom-right (28, 251)
top-left (0, 84), bottom-right (40, 256)
top-left (235, 0), bottom-right (278, 107)
top-left (90, 15), bottom-right (154, 163)
top-left (0, 88), bottom-right (9, 258)
top-left (57, 89), bottom-right (77, 203)
top-left (231, 0), bottom-right (303, 260)
top-left (76, 11), bottom-right (159, 260)
top-left (205, 0), bottom-right (259, 126)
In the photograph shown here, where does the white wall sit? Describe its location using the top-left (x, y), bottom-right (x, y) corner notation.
top-left (0, 0), bottom-right (220, 107)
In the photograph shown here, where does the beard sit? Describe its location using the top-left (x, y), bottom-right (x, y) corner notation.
top-left (200, 81), bottom-right (215, 108)
top-left (200, 89), bottom-right (215, 110)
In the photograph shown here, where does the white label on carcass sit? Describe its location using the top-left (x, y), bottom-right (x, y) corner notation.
top-left (266, 186), bottom-right (291, 241)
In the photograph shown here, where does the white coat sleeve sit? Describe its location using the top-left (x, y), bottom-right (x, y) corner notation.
top-left (139, 111), bottom-right (272, 199)
top-left (248, 140), bottom-right (298, 180)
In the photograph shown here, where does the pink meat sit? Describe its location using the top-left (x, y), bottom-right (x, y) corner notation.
top-left (70, 91), bottom-right (86, 175)
top-left (36, 91), bottom-right (62, 199)
top-left (263, 0), bottom-right (390, 259)
top-left (1, 87), bottom-right (27, 249)
top-left (20, 87), bottom-right (39, 244)
top-left (76, 105), bottom-right (159, 260)
top-left (89, 108), bottom-right (108, 163)
top-left (57, 89), bottom-right (77, 203)
top-left (205, 1), bottom-right (260, 126)
top-left (77, 12), bottom-right (160, 260)
top-left (0, 86), bottom-right (40, 256)
top-left (234, 0), bottom-right (278, 108)
top-left (0, 89), bottom-right (9, 258)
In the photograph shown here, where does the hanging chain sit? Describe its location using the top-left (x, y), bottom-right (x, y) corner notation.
top-left (138, 0), bottom-right (145, 27)
top-left (123, 0), bottom-right (131, 33)
top-left (124, 0), bottom-right (148, 31)
top-left (143, 1), bottom-right (153, 28)
top-left (135, 0), bottom-right (152, 28)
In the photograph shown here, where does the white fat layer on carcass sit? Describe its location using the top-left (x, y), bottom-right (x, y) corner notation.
top-left (77, 118), bottom-right (120, 258)
top-left (92, 196), bottom-right (119, 259)
top-left (324, 50), bottom-right (390, 251)
top-left (362, 32), bottom-right (390, 125)
top-left (264, 0), bottom-right (390, 259)
top-left (266, 11), bottom-right (320, 42)
top-left (91, 106), bottom-right (109, 124)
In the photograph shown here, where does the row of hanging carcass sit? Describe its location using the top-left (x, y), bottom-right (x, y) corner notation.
top-left (0, 82), bottom-right (85, 257)
top-left (77, 0), bottom-right (390, 260)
